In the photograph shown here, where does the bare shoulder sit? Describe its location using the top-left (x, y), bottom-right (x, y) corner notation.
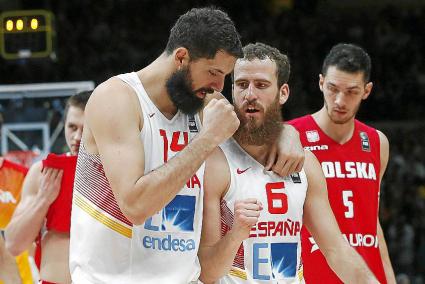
top-left (87, 77), bottom-right (143, 123)
top-left (205, 146), bottom-right (231, 198)
top-left (303, 149), bottom-right (320, 172)
top-left (376, 129), bottom-right (389, 147)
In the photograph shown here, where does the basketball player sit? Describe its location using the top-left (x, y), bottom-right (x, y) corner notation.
top-left (288, 43), bottom-right (396, 283)
top-left (0, 157), bottom-right (33, 284)
top-left (69, 7), bottom-right (303, 284)
top-left (199, 42), bottom-right (379, 284)
top-left (5, 91), bottom-right (90, 284)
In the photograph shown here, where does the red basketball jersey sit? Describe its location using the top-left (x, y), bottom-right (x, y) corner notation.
top-left (42, 153), bottom-right (77, 233)
top-left (288, 115), bottom-right (386, 284)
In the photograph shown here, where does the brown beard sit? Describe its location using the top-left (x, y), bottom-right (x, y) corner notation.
top-left (233, 95), bottom-right (283, 146)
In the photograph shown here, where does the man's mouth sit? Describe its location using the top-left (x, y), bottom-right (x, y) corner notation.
top-left (246, 105), bottom-right (260, 114)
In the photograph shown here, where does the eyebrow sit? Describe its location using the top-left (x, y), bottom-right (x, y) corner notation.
top-left (234, 78), bottom-right (271, 84)
top-left (327, 82), bottom-right (360, 90)
top-left (212, 68), bottom-right (225, 75)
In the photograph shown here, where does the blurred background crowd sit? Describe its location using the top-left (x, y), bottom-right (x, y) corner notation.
top-left (0, 0), bottom-right (424, 282)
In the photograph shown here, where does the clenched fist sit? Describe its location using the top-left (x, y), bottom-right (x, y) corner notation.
top-left (201, 98), bottom-right (240, 146)
top-left (230, 198), bottom-right (263, 241)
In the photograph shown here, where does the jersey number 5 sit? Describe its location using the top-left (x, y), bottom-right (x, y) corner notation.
top-left (342, 190), bottom-right (354, 218)
top-left (265, 182), bottom-right (288, 214)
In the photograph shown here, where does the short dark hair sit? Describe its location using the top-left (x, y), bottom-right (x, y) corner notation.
top-left (239, 42), bottom-right (290, 87)
top-left (165, 7), bottom-right (243, 60)
top-left (64, 90), bottom-right (91, 120)
top-left (322, 43), bottom-right (371, 82)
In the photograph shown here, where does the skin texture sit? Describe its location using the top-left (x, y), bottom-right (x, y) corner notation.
top-left (199, 57), bottom-right (379, 284)
top-left (5, 106), bottom-right (84, 283)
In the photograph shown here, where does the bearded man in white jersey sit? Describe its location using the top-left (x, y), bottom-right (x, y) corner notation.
top-left (69, 8), bottom-right (304, 284)
top-left (199, 43), bottom-right (380, 284)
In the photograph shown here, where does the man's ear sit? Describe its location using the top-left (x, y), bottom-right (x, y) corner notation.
top-left (362, 81), bottom-right (373, 100)
top-left (319, 74), bottom-right (324, 92)
top-left (279, 83), bottom-right (290, 105)
top-left (174, 47), bottom-right (190, 69)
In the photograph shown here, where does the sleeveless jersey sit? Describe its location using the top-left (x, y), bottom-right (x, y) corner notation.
top-left (70, 72), bottom-right (204, 284)
top-left (0, 159), bottom-right (28, 229)
top-left (288, 115), bottom-right (386, 284)
top-left (42, 153), bottom-right (77, 233)
top-left (218, 138), bottom-right (307, 284)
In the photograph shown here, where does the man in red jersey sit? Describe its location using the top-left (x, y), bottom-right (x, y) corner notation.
top-left (288, 43), bottom-right (396, 284)
top-left (5, 91), bottom-right (90, 284)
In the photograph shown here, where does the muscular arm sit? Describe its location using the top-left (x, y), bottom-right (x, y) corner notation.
top-left (5, 162), bottom-right (62, 256)
top-left (88, 80), bottom-right (238, 225)
top-left (377, 130), bottom-right (396, 283)
top-left (303, 150), bottom-right (379, 284)
top-left (198, 148), bottom-right (234, 283)
top-left (199, 148), bottom-right (261, 284)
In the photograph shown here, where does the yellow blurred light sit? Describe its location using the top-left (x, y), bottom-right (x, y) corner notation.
top-left (30, 18), bottom-right (38, 30)
top-left (6, 20), bottom-right (14, 31)
top-left (16, 19), bottom-right (24, 30)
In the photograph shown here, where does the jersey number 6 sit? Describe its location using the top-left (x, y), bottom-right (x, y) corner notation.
top-left (265, 182), bottom-right (288, 214)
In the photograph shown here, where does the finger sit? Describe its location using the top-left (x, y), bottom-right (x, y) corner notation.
top-left (238, 209), bottom-right (261, 218)
top-left (286, 161), bottom-right (298, 176)
top-left (56, 170), bottom-right (64, 182)
top-left (265, 145), bottom-right (278, 171)
top-left (43, 167), bottom-right (54, 179)
top-left (295, 157), bottom-right (305, 172)
top-left (50, 168), bottom-right (60, 180)
top-left (240, 203), bottom-right (263, 211)
top-left (280, 161), bottom-right (292, 177)
top-left (272, 159), bottom-right (289, 177)
top-left (241, 198), bottom-right (258, 204)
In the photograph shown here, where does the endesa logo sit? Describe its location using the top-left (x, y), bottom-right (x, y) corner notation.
top-left (143, 195), bottom-right (196, 252)
top-left (252, 242), bottom-right (298, 281)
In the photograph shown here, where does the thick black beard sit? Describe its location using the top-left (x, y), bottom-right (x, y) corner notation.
top-left (233, 96), bottom-right (283, 146)
top-left (165, 67), bottom-right (204, 115)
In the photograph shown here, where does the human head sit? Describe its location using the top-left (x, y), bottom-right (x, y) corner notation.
top-left (319, 43), bottom-right (373, 124)
top-left (232, 42), bottom-right (290, 146)
top-left (64, 91), bottom-right (91, 155)
top-left (165, 7), bottom-right (242, 61)
top-left (165, 7), bottom-right (243, 114)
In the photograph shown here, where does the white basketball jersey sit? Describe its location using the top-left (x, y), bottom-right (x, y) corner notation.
top-left (218, 138), bottom-right (307, 284)
top-left (70, 72), bottom-right (204, 284)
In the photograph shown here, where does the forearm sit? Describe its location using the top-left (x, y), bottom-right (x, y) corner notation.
top-left (0, 240), bottom-right (21, 284)
top-left (325, 244), bottom-right (378, 284)
top-left (128, 134), bottom-right (218, 224)
top-left (200, 230), bottom-right (244, 283)
top-left (5, 198), bottom-right (48, 256)
top-left (378, 225), bottom-right (396, 284)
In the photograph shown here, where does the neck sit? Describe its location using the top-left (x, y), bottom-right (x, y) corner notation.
top-left (312, 106), bottom-right (355, 144)
top-left (137, 52), bottom-right (178, 119)
top-left (236, 139), bottom-right (271, 166)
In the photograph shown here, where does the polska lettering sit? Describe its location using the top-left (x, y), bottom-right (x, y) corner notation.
top-left (321, 161), bottom-right (376, 180)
